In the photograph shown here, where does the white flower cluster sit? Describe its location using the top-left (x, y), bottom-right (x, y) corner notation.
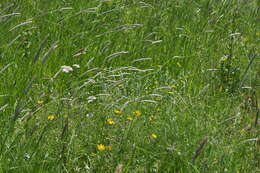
top-left (61, 64), bottom-right (80, 73)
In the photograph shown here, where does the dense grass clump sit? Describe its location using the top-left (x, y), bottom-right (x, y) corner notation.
top-left (0, 0), bottom-right (259, 172)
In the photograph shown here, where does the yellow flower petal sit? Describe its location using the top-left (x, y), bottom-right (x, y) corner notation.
top-left (106, 118), bottom-right (115, 125)
top-left (133, 110), bottom-right (141, 117)
top-left (47, 115), bottom-right (55, 120)
top-left (37, 100), bottom-right (44, 104)
top-left (127, 117), bottom-right (133, 121)
top-left (97, 144), bottom-right (106, 151)
top-left (114, 109), bottom-right (122, 115)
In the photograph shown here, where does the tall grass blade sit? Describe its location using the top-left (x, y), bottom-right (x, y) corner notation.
top-left (192, 136), bottom-right (208, 163)
top-left (9, 20), bottom-right (33, 31)
top-left (33, 34), bottom-right (49, 63)
top-left (41, 41), bottom-right (59, 64)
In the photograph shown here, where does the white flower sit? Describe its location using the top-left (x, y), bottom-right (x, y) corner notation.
top-left (24, 153), bottom-right (30, 160)
top-left (61, 65), bottom-right (73, 73)
top-left (73, 64), bottom-right (80, 68)
top-left (87, 96), bottom-right (97, 103)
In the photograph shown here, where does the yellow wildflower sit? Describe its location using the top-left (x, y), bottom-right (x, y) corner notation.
top-left (106, 118), bottom-right (115, 125)
top-left (97, 144), bottom-right (106, 151)
top-left (256, 32), bottom-right (260, 36)
top-left (37, 100), bottom-right (44, 104)
top-left (133, 110), bottom-right (141, 117)
top-left (127, 117), bottom-right (133, 121)
top-left (47, 115), bottom-right (55, 120)
top-left (114, 109), bottom-right (122, 115)
top-left (151, 133), bottom-right (157, 139)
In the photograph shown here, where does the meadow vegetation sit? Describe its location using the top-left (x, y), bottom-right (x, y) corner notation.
top-left (0, 0), bottom-right (259, 172)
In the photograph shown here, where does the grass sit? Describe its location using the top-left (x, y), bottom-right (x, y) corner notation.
top-left (0, 0), bottom-right (259, 172)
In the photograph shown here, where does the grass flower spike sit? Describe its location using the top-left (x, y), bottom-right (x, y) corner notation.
top-left (72, 64), bottom-right (80, 68)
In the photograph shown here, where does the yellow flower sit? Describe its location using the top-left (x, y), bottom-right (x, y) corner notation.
top-left (256, 32), bottom-right (260, 36)
top-left (106, 118), bottom-right (115, 125)
top-left (97, 144), bottom-right (106, 151)
top-left (151, 133), bottom-right (157, 139)
top-left (37, 100), bottom-right (44, 104)
top-left (133, 110), bottom-right (141, 117)
top-left (47, 115), bottom-right (55, 120)
top-left (105, 145), bottom-right (112, 151)
top-left (64, 114), bottom-right (68, 118)
top-left (127, 117), bottom-right (133, 121)
top-left (114, 109), bottom-right (122, 115)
